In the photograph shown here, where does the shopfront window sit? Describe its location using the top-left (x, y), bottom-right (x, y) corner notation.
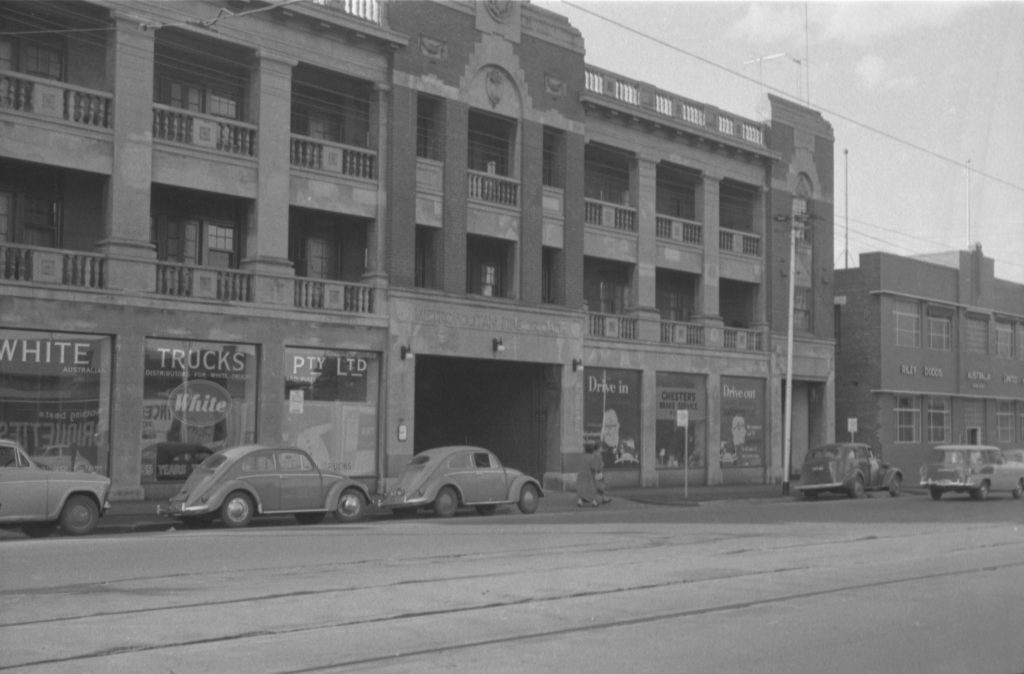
top-left (141, 340), bottom-right (258, 483)
top-left (895, 395), bottom-right (920, 443)
top-left (720, 377), bottom-right (765, 468)
top-left (996, 400), bottom-right (1014, 443)
top-left (283, 348), bottom-right (379, 476)
top-left (583, 368), bottom-right (640, 469)
top-left (655, 372), bottom-right (706, 470)
top-left (926, 396), bottom-right (950, 443)
top-left (0, 331), bottom-right (111, 473)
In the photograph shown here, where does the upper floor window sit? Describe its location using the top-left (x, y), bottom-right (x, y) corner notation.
top-left (542, 128), bottom-right (565, 189)
top-left (1018, 325), bottom-right (1024, 361)
top-left (291, 68), bottom-right (373, 148)
top-left (926, 308), bottom-right (952, 351)
top-left (584, 143), bottom-right (631, 205)
top-left (468, 110), bottom-right (516, 177)
top-left (893, 300), bottom-right (920, 347)
top-left (0, 171), bottom-right (62, 248)
top-left (467, 234), bottom-right (512, 298)
top-left (541, 247), bottom-right (560, 304)
top-left (895, 395), bottom-right (920, 443)
top-left (995, 321), bottom-right (1013, 358)
top-left (793, 286), bottom-right (812, 332)
top-left (996, 400), bottom-right (1014, 443)
top-left (416, 95), bottom-right (443, 160)
top-left (154, 37), bottom-right (248, 121)
top-left (719, 179), bottom-right (758, 233)
top-left (965, 314), bottom-right (988, 354)
top-left (0, 34), bottom-right (64, 80)
top-left (926, 397), bottom-right (950, 443)
top-left (655, 164), bottom-right (699, 221)
top-left (414, 225), bottom-right (438, 289)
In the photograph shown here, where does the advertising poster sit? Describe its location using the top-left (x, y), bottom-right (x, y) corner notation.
top-left (142, 339), bottom-right (257, 483)
top-left (720, 376), bottom-right (765, 468)
top-left (282, 348), bottom-right (379, 476)
top-left (583, 368), bottom-right (641, 469)
top-left (655, 372), bottom-right (706, 469)
top-left (0, 331), bottom-right (111, 473)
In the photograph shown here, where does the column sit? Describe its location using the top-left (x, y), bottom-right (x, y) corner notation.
top-left (634, 156), bottom-right (661, 342)
top-left (364, 82), bottom-right (390, 290)
top-left (698, 174), bottom-right (724, 347)
top-left (441, 101), bottom-right (469, 294)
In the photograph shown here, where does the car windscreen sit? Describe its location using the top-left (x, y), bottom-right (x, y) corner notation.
top-left (808, 447), bottom-right (839, 460)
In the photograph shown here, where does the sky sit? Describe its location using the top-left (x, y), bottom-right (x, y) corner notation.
top-left (537, 1), bottom-right (1024, 284)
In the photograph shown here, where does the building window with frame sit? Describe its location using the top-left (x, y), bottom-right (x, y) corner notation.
top-left (895, 395), bottom-right (920, 443)
top-left (1017, 324), bottom-right (1024, 361)
top-left (926, 308), bottom-right (952, 351)
top-left (997, 400), bottom-right (1015, 443)
top-left (541, 247), bottom-right (561, 304)
top-left (925, 396), bottom-right (950, 443)
top-left (414, 225), bottom-right (438, 289)
top-left (466, 234), bottom-right (512, 298)
top-left (0, 33), bottom-right (64, 80)
top-left (542, 128), bottom-right (565, 189)
top-left (995, 320), bottom-right (1013, 359)
top-left (965, 314), bottom-right (988, 354)
top-left (793, 286), bottom-right (812, 332)
top-left (893, 300), bottom-right (920, 348)
top-left (416, 95), bottom-right (443, 161)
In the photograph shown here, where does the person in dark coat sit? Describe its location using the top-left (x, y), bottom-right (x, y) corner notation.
top-left (576, 442), bottom-right (611, 507)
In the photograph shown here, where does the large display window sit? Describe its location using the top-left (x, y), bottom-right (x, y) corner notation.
top-left (283, 347), bottom-right (379, 476)
top-left (142, 339), bottom-right (258, 483)
top-left (583, 368), bottom-right (641, 469)
top-left (720, 376), bottom-right (765, 468)
top-left (0, 330), bottom-right (112, 473)
top-left (655, 372), bottom-right (707, 469)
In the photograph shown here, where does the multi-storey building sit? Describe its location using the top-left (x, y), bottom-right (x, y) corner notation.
top-left (835, 247), bottom-right (1024, 471)
top-left (0, 0), bottom-right (835, 501)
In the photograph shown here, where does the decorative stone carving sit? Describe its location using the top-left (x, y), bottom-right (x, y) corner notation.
top-left (485, 67), bottom-right (505, 109)
top-left (485, 0), bottom-right (514, 24)
top-left (419, 35), bottom-right (447, 61)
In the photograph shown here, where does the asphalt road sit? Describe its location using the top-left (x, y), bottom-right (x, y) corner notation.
top-left (3, 493), bottom-right (1024, 673)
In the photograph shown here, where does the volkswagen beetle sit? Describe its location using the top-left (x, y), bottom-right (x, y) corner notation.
top-left (160, 444), bottom-right (371, 528)
top-left (379, 446), bottom-right (543, 517)
top-left (796, 442), bottom-right (902, 499)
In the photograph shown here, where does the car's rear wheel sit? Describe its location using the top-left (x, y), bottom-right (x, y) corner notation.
top-left (970, 482), bottom-right (989, 501)
top-left (60, 495), bottom-right (99, 535)
top-left (1013, 480), bottom-right (1024, 499)
top-left (848, 477), bottom-right (865, 499)
top-left (475, 505), bottom-right (497, 516)
top-left (22, 522), bottom-right (58, 538)
top-left (888, 475), bottom-right (903, 497)
top-left (517, 484), bottom-right (540, 514)
top-left (221, 491), bottom-right (254, 527)
top-left (433, 486), bottom-right (459, 518)
top-left (295, 512), bottom-right (326, 525)
top-left (333, 489), bottom-right (365, 524)
top-left (930, 486), bottom-right (943, 500)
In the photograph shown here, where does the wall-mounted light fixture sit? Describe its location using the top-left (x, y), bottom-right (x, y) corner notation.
top-left (572, 358), bottom-right (583, 372)
top-left (400, 345), bottom-right (413, 361)
top-left (492, 338), bottom-right (505, 354)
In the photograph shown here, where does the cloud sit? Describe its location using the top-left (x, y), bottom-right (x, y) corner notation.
top-left (728, 4), bottom-right (805, 45)
top-left (818, 3), bottom-right (966, 45)
top-left (854, 54), bottom-right (918, 91)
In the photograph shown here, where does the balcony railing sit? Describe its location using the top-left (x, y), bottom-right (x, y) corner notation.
top-left (719, 228), bottom-right (761, 257)
top-left (155, 263), bottom-right (253, 302)
top-left (0, 243), bottom-right (105, 288)
top-left (153, 104), bottom-right (257, 157)
top-left (0, 69), bottom-right (112, 129)
top-left (584, 198), bottom-right (637, 232)
top-left (723, 327), bottom-right (764, 352)
top-left (311, 0), bottom-right (382, 24)
top-left (584, 66), bottom-right (764, 147)
top-left (660, 320), bottom-right (705, 347)
top-left (655, 215), bottom-right (703, 246)
top-left (468, 170), bottom-right (519, 207)
top-left (587, 312), bottom-right (638, 341)
top-left (290, 135), bottom-right (376, 180)
top-left (295, 278), bottom-right (375, 313)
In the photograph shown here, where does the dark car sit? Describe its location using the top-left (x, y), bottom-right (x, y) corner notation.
top-left (796, 442), bottom-right (902, 499)
top-left (378, 446), bottom-right (543, 517)
top-left (159, 444), bottom-right (371, 528)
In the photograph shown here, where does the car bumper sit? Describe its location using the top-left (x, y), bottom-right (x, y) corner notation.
top-left (378, 495), bottom-right (430, 509)
top-left (157, 501), bottom-right (213, 517)
top-left (795, 481), bottom-right (843, 491)
top-left (920, 479), bottom-right (972, 488)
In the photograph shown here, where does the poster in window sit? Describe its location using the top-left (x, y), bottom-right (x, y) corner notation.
top-left (655, 372), bottom-right (706, 469)
top-left (720, 376), bottom-right (765, 468)
top-left (142, 339), bottom-right (258, 483)
top-left (0, 331), bottom-right (112, 473)
top-left (583, 368), bottom-right (641, 469)
top-left (283, 348), bottom-right (379, 476)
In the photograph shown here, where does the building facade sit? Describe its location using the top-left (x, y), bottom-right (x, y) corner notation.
top-left (834, 248), bottom-right (1024, 472)
top-left (0, 0), bottom-right (835, 501)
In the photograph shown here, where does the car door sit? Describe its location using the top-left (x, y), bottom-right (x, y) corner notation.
top-left (0, 445), bottom-right (47, 521)
top-left (987, 450), bottom-right (1013, 491)
top-left (465, 451), bottom-right (508, 503)
top-left (239, 450), bottom-right (280, 512)
top-left (276, 450), bottom-right (322, 511)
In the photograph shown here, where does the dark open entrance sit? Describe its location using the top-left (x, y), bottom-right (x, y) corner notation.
top-left (414, 356), bottom-right (555, 481)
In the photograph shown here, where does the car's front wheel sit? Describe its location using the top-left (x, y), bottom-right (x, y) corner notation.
top-left (333, 489), bottom-right (365, 524)
top-left (517, 484), bottom-right (540, 514)
top-left (848, 477), bottom-right (865, 499)
top-left (970, 482), bottom-right (989, 501)
top-left (221, 491), bottom-right (254, 527)
top-left (60, 495), bottom-right (100, 535)
top-left (22, 522), bottom-right (58, 538)
top-left (433, 486), bottom-right (459, 518)
top-left (930, 486), bottom-right (944, 500)
top-left (888, 475), bottom-right (903, 497)
top-left (1013, 480), bottom-right (1023, 499)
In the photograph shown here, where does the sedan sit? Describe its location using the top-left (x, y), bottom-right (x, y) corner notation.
top-left (796, 442), bottom-right (903, 499)
top-left (379, 446), bottom-right (543, 518)
top-left (920, 445), bottom-right (1024, 500)
top-left (160, 444), bottom-right (372, 528)
top-left (0, 439), bottom-right (111, 537)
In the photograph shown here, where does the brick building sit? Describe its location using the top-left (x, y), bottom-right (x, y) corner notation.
top-left (0, 0), bottom-right (835, 501)
top-left (834, 247), bottom-right (1024, 471)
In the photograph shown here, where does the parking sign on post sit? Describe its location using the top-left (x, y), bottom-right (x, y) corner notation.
top-left (676, 409), bottom-right (689, 498)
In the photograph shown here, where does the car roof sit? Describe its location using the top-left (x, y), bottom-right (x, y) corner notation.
top-left (219, 444), bottom-right (299, 459)
top-left (933, 445), bottom-right (1001, 451)
top-left (418, 446), bottom-right (492, 459)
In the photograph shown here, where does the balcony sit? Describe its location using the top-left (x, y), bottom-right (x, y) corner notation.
top-left (311, 0), bottom-right (383, 25)
top-left (295, 278), bottom-right (375, 313)
top-left (585, 199), bottom-right (637, 233)
top-left (155, 262), bottom-right (253, 302)
top-left (655, 215), bottom-right (703, 246)
top-left (0, 243), bottom-right (105, 288)
top-left (723, 327), bottom-right (765, 352)
top-left (290, 135), bottom-right (376, 180)
top-left (587, 312), bottom-right (638, 340)
top-left (719, 228), bottom-right (761, 257)
top-left (152, 104), bottom-right (257, 158)
top-left (0, 70), bottom-right (112, 130)
top-left (660, 320), bottom-right (705, 347)
top-left (468, 170), bottom-right (519, 208)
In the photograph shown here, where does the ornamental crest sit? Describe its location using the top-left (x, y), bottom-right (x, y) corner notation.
top-left (485, 0), bottom-right (514, 23)
top-left (485, 67), bottom-right (505, 109)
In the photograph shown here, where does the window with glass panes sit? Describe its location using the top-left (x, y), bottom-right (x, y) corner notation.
top-left (997, 400), bottom-right (1014, 443)
top-left (893, 300), bottom-right (920, 347)
top-left (965, 314), bottom-right (988, 353)
top-left (895, 395), bottom-right (920, 443)
top-left (996, 321), bottom-right (1013, 358)
top-left (794, 286), bottom-right (812, 332)
top-left (1018, 324), bottom-right (1024, 361)
top-left (926, 397), bottom-right (950, 443)
top-left (926, 309), bottom-right (952, 351)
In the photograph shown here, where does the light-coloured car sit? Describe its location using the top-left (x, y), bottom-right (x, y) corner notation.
top-left (919, 445), bottom-right (1024, 500)
top-left (1002, 449), bottom-right (1024, 465)
top-left (796, 442), bottom-right (903, 499)
top-left (0, 439), bottom-right (111, 537)
top-left (32, 444), bottom-right (95, 473)
top-left (379, 446), bottom-right (543, 518)
top-left (160, 444), bottom-right (371, 528)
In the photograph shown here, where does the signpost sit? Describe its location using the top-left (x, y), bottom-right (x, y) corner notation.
top-left (676, 408), bottom-right (689, 499)
top-left (847, 417), bottom-right (857, 443)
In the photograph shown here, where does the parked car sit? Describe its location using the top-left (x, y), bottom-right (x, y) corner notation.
top-left (1002, 449), bottom-right (1024, 465)
top-left (919, 445), bottom-right (1024, 500)
top-left (379, 446), bottom-right (543, 517)
top-left (32, 444), bottom-right (96, 473)
top-left (141, 442), bottom-right (213, 482)
top-left (159, 444), bottom-right (371, 528)
top-left (796, 442), bottom-right (903, 499)
top-left (0, 439), bottom-right (111, 537)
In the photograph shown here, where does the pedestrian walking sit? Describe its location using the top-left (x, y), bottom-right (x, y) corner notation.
top-left (577, 442), bottom-right (612, 507)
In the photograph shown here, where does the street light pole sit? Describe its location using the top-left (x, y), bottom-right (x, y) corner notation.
top-left (775, 213), bottom-right (802, 496)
